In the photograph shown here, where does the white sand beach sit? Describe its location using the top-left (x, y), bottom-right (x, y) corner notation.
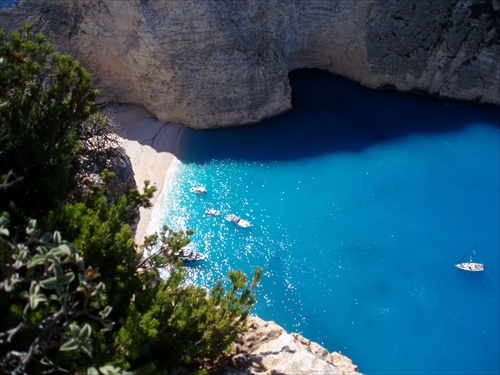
top-left (108, 104), bottom-right (185, 244)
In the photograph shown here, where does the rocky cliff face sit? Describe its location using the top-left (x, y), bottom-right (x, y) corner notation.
top-left (224, 316), bottom-right (360, 375)
top-left (1, 0), bottom-right (498, 129)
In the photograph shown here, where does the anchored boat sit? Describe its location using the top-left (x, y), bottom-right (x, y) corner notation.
top-left (205, 208), bottom-right (220, 216)
top-left (190, 186), bottom-right (207, 194)
top-left (225, 213), bottom-right (251, 228)
top-left (455, 262), bottom-right (484, 272)
top-left (179, 247), bottom-right (206, 262)
top-left (454, 243), bottom-right (484, 272)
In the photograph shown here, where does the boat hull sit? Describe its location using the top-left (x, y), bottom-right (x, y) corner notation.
top-left (179, 247), bottom-right (206, 262)
top-left (225, 214), bottom-right (251, 227)
top-left (190, 187), bottom-right (207, 194)
top-left (205, 209), bottom-right (220, 216)
top-left (454, 262), bottom-right (484, 272)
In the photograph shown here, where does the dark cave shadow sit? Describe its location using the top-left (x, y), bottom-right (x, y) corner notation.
top-left (178, 68), bottom-right (500, 164)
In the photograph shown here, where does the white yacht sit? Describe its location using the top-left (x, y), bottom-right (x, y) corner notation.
top-left (225, 214), bottom-right (251, 228)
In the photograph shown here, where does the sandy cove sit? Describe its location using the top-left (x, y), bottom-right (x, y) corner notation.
top-left (106, 104), bottom-right (363, 375)
top-left (107, 103), bottom-right (185, 244)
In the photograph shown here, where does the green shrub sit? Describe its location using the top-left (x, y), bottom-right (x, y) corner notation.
top-left (0, 217), bottom-right (113, 374)
top-left (0, 23), bottom-right (98, 222)
top-left (1, 23), bottom-right (264, 374)
top-left (114, 265), bottom-right (262, 374)
top-left (47, 169), bottom-right (155, 321)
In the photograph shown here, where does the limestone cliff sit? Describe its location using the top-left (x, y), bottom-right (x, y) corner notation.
top-left (224, 316), bottom-right (360, 375)
top-left (1, 0), bottom-right (498, 129)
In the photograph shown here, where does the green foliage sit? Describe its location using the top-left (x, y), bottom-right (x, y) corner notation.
top-left (0, 23), bottom-right (99, 222)
top-left (87, 365), bottom-right (134, 375)
top-left (114, 265), bottom-right (262, 374)
top-left (0, 217), bottom-right (113, 374)
top-left (1, 23), bottom-right (264, 374)
top-left (48, 182), bottom-right (262, 373)
top-left (138, 225), bottom-right (194, 282)
top-left (47, 169), bottom-right (156, 318)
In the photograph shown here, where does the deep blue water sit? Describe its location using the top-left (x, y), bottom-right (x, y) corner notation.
top-left (0, 0), bottom-right (17, 10)
top-left (152, 69), bottom-right (500, 375)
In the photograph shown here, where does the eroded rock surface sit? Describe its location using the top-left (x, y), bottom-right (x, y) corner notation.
top-left (223, 316), bottom-right (361, 375)
top-left (1, 0), bottom-right (498, 128)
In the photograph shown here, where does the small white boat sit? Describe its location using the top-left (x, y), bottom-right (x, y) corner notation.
top-left (190, 186), bottom-right (207, 194)
top-left (205, 208), bottom-right (220, 216)
top-left (454, 243), bottom-right (484, 272)
top-left (454, 262), bottom-right (484, 272)
top-left (179, 247), bottom-right (206, 262)
top-left (225, 213), bottom-right (251, 228)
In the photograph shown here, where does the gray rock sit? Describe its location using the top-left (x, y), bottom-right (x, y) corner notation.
top-left (224, 315), bottom-right (361, 375)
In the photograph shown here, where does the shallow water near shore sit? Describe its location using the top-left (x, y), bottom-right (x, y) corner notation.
top-left (152, 69), bottom-right (499, 375)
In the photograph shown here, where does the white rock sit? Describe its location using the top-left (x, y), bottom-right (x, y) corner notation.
top-left (1, 0), bottom-right (498, 129)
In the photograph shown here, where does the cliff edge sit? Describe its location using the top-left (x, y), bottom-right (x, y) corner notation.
top-left (1, 0), bottom-right (499, 129)
top-left (223, 316), bottom-right (360, 375)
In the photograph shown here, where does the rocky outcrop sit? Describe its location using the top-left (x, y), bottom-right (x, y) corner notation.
top-left (224, 316), bottom-right (360, 375)
top-left (1, 0), bottom-right (498, 128)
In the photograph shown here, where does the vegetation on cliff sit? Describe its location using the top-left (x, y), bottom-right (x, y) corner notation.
top-left (0, 23), bottom-right (261, 374)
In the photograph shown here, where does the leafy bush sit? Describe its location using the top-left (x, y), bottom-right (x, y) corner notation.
top-left (114, 265), bottom-right (262, 374)
top-left (47, 169), bottom-right (156, 320)
top-left (1, 23), bottom-right (263, 374)
top-left (0, 23), bottom-right (98, 222)
top-left (0, 217), bottom-right (112, 374)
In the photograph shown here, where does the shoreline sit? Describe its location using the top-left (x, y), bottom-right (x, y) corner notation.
top-left (107, 103), bottom-right (184, 244)
top-left (107, 103), bottom-right (363, 374)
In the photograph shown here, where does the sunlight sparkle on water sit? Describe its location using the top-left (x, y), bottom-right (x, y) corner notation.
top-left (150, 71), bottom-right (499, 375)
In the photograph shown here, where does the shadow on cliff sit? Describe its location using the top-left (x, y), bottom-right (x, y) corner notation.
top-left (178, 69), bottom-right (500, 164)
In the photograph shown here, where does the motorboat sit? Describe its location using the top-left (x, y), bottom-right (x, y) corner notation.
top-left (190, 186), bottom-right (207, 194)
top-left (454, 243), bottom-right (484, 272)
top-left (454, 262), bottom-right (484, 272)
top-left (178, 247), bottom-right (206, 262)
top-left (225, 213), bottom-right (251, 228)
top-left (205, 208), bottom-right (220, 216)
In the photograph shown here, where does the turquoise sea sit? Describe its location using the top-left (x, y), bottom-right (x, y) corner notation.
top-left (152, 69), bottom-right (499, 375)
